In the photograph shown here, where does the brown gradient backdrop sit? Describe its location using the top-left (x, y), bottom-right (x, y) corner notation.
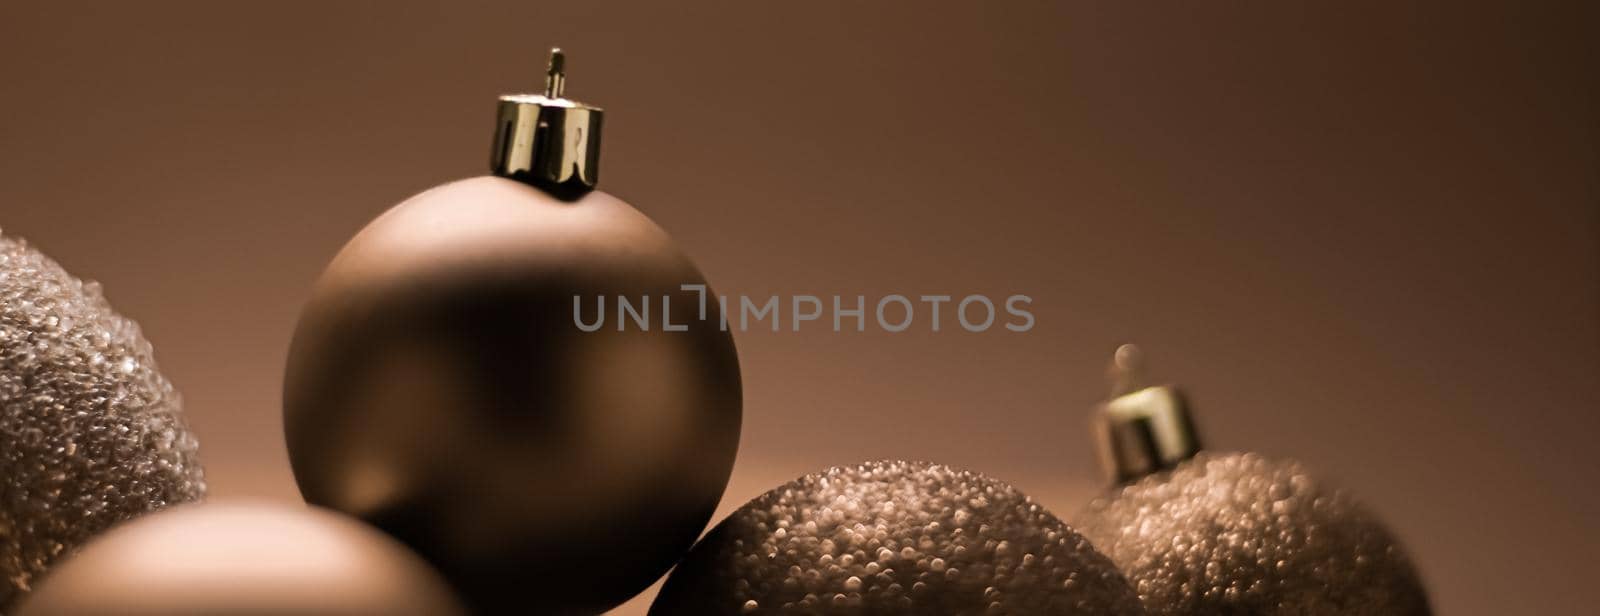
top-left (2, 2), bottom-right (1595, 614)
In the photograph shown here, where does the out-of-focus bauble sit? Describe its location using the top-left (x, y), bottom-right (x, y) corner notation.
top-left (0, 229), bottom-right (206, 610)
top-left (1075, 452), bottom-right (1430, 615)
top-left (15, 503), bottom-right (465, 615)
top-left (651, 460), bottom-right (1144, 615)
top-left (283, 177), bottom-right (742, 614)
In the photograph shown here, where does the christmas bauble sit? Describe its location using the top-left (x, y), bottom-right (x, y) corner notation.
top-left (651, 460), bottom-right (1144, 615)
top-left (0, 229), bottom-right (206, 610)
top-left (285, 181), bottom-right (740, 614)
top-left (1076, 452), bottom-right (1430, 616)
top-left (15, 503), bottom-right (465, 615)
top-left (285, 50), bottom-right (741, 614)
top-left (284, 176), bottom-right (742, 613)
top-left (1078, 346), bottom-right (1429, 615)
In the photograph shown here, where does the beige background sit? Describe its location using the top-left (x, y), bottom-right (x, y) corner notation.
top-left (2, 2), bottom-right (1595, 614)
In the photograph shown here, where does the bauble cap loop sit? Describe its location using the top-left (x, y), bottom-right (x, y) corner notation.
top-left (491, 47), bottom-right (603, 198)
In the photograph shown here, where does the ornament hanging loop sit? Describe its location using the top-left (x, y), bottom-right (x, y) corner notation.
top-left (544, 48), bottom-right (566, 98)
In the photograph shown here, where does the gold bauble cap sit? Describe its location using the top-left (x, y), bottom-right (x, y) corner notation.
top-left (1093, 344), bottom-right (1203, 484)
top-left (491, 48), bottom-right (603, 198)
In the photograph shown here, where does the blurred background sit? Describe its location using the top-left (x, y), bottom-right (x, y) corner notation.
top-left (1, 2), bottom-right (1594, 614)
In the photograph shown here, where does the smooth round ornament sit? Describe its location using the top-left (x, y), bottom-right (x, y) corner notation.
top-left (1075, 452), bottom-right (1430, 616)
top-left (651, 460), bottom-right (1144, 615)
top-left (0, 229), bottom-right (206, 610)
top-left (283, 176), bottom-right (742, 614)
top-left (16, 503), bottom-right (464, 615)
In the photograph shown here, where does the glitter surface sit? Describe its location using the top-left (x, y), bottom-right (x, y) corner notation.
top-left (1076, 452), bottom-right (1430, 615)
top-left (652, 460), bottom-right (1143, 615)
top-left (0, 230), bottom-right (206, 610)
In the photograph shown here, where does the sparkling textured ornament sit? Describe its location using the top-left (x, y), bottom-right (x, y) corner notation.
top-left (651, 460), bottom-right (1144, 616)
top-left (1074, 345), bottom-right (1430, 615)
top-left (283, 50), bottom-right (741, 615)
top-left (0, 229), bottom-right (205, 610)
top-left (16, 503), bottom-right (465, 615)
top-left (1077, 452), bottom-right (1429, 616)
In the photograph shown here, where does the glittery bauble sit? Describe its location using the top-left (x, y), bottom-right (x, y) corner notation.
top-left (652, 460), bottom-right (1144, 615)
top-left (1075, 452), bottom-right (1430, 615)
top-left (15, 503), bottom-right (465, 615)
top-left (0, 229), bottom-right (206, 610)
top-left (284, 176), bottom-right (742, 614)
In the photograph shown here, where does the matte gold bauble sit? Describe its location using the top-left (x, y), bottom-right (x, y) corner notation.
top-left (283, 50), bottom-right (742, 614)
top-left (16, 503), bottom-right (464, 616)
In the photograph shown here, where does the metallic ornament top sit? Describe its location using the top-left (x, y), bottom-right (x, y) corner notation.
top-left (1076, 452), bottom-right (1431, 616)
top-left (0, 229), bottom-right (206, 610)
top-left (491, 48), bottom-right (603, 198)
top-left (1076, 345), bottom-right (1430, 615)
top-left (1094, 344), bottom-right (1201, 484)
top-left (652, 460), bottom-right (1144, 615)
